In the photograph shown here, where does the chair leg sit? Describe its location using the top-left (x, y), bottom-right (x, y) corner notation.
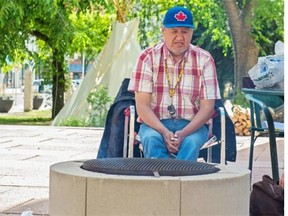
top-left (123, 114), bottom-right (129, 158)
top-left (269, 135), bottom-right (279, 181)
top-left (128, 105), bottom-right (135, 158)
top-left (248, 130), bottom-right (256, 171)
top-left (207, 147), bottom-right (212, 163)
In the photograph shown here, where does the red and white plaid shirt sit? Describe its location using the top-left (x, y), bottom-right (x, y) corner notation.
top-left (128, 42), bottom-right (221, 121)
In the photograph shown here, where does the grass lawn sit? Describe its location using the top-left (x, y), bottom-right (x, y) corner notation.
top-left (0, 110), bottom-right (52, 125)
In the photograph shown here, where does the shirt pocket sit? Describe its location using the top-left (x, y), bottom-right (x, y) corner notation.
top-left (181, 74), bottom-right (202, 102)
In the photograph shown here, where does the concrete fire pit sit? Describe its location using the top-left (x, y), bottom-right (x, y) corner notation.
top-left (49, 160), bottom-right (250, 216)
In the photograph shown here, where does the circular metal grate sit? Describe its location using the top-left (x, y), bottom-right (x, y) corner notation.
top-left (81, 158), bottom-right (220, 176)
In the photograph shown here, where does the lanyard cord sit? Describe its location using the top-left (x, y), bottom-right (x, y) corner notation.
top-left (165, 59), bottom-right (186, 98)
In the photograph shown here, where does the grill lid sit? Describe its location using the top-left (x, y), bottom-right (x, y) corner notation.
top-left (81, 158), bottom-right (220, 177)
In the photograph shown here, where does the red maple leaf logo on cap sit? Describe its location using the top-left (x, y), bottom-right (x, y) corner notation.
top-left (174, 11), bottom-right (187, 21)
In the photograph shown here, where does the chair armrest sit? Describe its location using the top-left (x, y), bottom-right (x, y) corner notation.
top-left (202, 107), bottom-right (226, 164)
top-left (243, 93), bottom-right (275, 133)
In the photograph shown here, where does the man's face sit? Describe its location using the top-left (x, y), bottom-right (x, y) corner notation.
top-left (162, 27), bottom-right (193, 58)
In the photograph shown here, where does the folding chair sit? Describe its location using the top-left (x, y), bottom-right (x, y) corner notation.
top-left (97, 79), bottom-right (236, 164)
top-left (242, 89), bottom-right (284, 181)
top-left (123, 104), bottom-right (227, 165)
top-left (242, 76), bottom-right (284, 181)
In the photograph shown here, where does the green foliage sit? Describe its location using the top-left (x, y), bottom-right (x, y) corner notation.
top-left (251, 0), bottom-right (284, 56)
top-left (86, 85), bottom-right (113, 127)
top-left (59, 117), bottom-right (87, 127)
top-left (68, 10), bottom-right (112, 71)
top-left (0, 0), bottom-right (113, 118)
top-left (55, 85), bottom-right (114, 128)
top-left (232, 88), bottom-right (250, 108)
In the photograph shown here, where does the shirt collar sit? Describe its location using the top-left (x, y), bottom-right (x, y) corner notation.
top-left (163, 42), bottom-right (190, 64)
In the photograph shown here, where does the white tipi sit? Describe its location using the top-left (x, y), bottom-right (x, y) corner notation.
top-left (52, 19), bottom-right (141, 126)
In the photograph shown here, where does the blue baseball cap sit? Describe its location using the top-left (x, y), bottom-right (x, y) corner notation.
top-left (163, 6), bottom-right (194, 29)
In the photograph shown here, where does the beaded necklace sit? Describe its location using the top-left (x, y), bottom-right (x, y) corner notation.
top-left (164, 59), bottom-right (186, 116)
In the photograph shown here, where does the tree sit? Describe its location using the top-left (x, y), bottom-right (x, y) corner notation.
top-left (222, 0), bottom-right (283, 89)
top-left (22, 1), bottom-right (77, 118)
top-left (223, 0), bottom-right (258, 89)
top-left (250, 0), bottom-right (284, 56)
top-left (69, 10), bottom-right (112, 75)
top-left (0, 0), bottom-right (113, 118)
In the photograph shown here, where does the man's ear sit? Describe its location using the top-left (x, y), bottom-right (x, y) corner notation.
top-left (161, 26), bottom-right (165, 33)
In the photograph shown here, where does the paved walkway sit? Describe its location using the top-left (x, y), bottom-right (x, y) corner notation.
top-left (0, 125), bottom-right (102, 216)
top-left (0, 125), bottom-right (284, 216)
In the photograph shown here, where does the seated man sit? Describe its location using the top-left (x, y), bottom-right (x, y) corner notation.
top-left (128, 6), bottom-right (221, 161)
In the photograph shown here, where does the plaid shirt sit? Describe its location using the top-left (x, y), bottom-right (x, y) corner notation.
top-left (128, 42), bottom-right (221, 121)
